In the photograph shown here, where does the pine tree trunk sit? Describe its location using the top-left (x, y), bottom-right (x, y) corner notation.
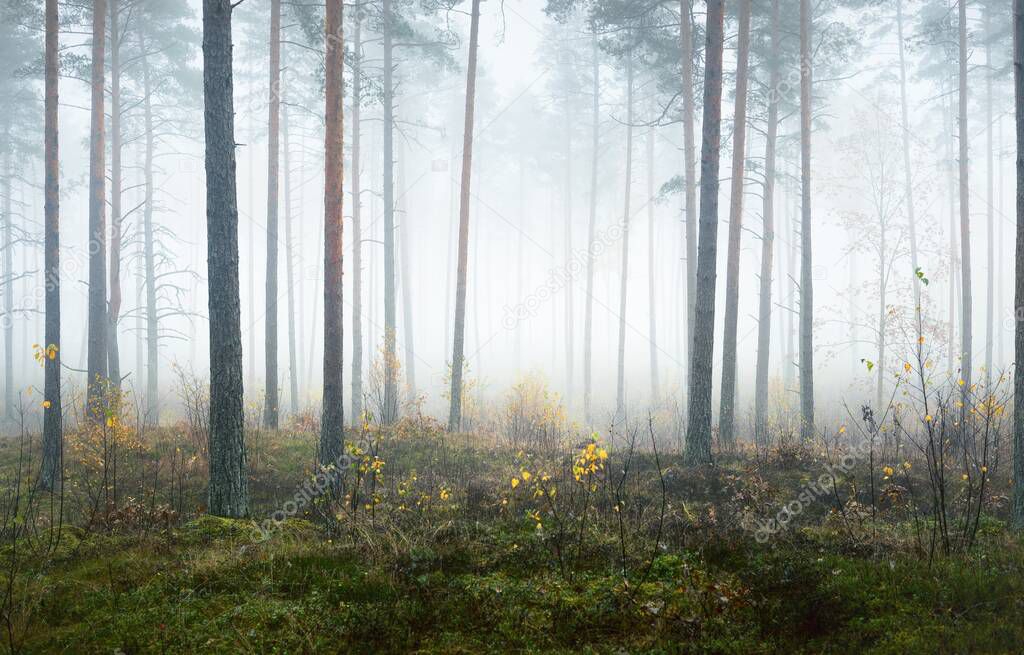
top-left (798, 0), bottom-right (815, 441)
top-left (86, 0), bottom-right (109, 421)
top-left (397, 144), bottom-right (417, 402)
top-left (382, 0), bottom-right (398, 424)
top-left (958, 0), bottom-right (973, 401)
top-left (614, 50), bottom-right (634, 421)
top-left (448, 0), bottom-right (481, 432)
top-left (877, 214), bottom-right (886, 411)
top-left (685, 0), bottom-right (725, 465)
top-left (946, 89), bottom-right (958, 375)
top-left (263, 0), bottom-right (281, 428)
top-left (321, 0), bottom-right (345, 468)
top-left (2, 137), bottom-right (11, 420)
top-left (718, 0), bottom-right (751, 448)
top-left (896, 0), bottom-right (921, 321)
top-left (564, 85), bottom-right (575, 408)
top-left (40, 0), bottom-right (62, 490)
top-left (107, 0), bottom-right (123, 390)
top-left (282, 66), bottom-right (299, 416)
top-left (583, 27), bottom-right (599, 424)
top-left (351, 14), bottom-right (364, 426)
top-left (1012, 0), bottom-right (1024, 531)
top-left (985, 6), bottom-right (994, 390)
top-left (753, 0), bottom-right (780, 448)
top-left (140, 32), bottom-right (159, 424)
top-left (647, 109), bottom-right (660, 403)
top-left (681, 0), bottom-right (697, 402)
top-left (203, 0), bottom-right (248, 518)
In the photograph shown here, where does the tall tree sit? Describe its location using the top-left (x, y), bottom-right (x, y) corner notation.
top-left (718, 0), bottom-right (752, 448)
top-left (448, 0), bottom-right (481, 432)
top-left (583, 27), bottom-right (600, 424)
top-left (798, 0), bottom-right (815, 441)
top-left (753, 0), bottom-right (781, 448)
top-left (107, 0), bottom-right (123, 389)
top-left (958, 0), bottom-right (973, 399)
top-left (984, 3), bottom-right (994, 390)
top-left (87, 0), bottom-right (109, 419)
top-left (614, 46), bottom-right (634, 421)
top-left (896, 0), bottom-right (922, 324)
top-left (382, 0), bottom-right (399, 424)
top-left (685, 0), bottom-right (725, 465)
top-left (351, 11), bottom-right (364, 426)
top-left (646, 103), bottom-right (659, 403)
top-left (40, 0), bottom-right (61, 491)
top-left (282, 62), bottom-right (299, 415)
top-left (320, 0), bottom-right (345, 468)
top-left (681, 0), bottom-right (697, 400)
top-left (1013, 0), bottom-right (1024, 530)
top-left (264, 0), bottom-right (281, 429)
top-left (203, 0), bottom-right (248, 518)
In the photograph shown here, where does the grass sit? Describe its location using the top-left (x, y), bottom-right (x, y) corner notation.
top-left (2, 417), bottom-right (1023, 653)
top-left (16, 516), bottom-right (1024, 653)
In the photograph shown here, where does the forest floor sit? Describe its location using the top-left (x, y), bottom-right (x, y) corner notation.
top-left (4, 421), bottom-right (1024, 654)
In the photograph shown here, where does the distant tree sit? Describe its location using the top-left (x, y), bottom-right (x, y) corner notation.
top-left (1012, 0), bottom-right (1023, 531)
top-left (87, 0), bottom-right (109, 420)
top-left (717, 0), bottom-right (752, 449)
top-left (956, 0), bottom-right (973, 408)
top-left (753, 0), bottom-right (782, 448)
top-left (448, 0), bottom-right (481, 432)
top-left (203, 0), bottom-right (248, 518)
top-left (798, 0), bottom-right (814, 441)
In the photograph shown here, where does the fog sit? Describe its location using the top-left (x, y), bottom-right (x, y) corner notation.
top-left (1, 0), bottom-right (1015, 432)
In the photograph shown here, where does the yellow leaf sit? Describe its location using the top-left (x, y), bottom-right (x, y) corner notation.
top-left (511, 477), bottom-right (520, 489)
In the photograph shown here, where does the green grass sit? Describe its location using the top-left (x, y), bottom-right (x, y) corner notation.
top-left (10, 515), bottom-right (1022, 654)
top-left (3, 424), bottom-right (1022, 653)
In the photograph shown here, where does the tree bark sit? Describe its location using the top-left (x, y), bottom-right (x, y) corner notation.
top-left (753, 0), bottom-right (780, 448)
top-left (448, 0), bottom-right (481, 432)
top-left (203, 0), bottom-right (248, 517)
top-left (614, 49), bottom-right (634, 421)
top-left (684, 0), bottom-right (724, 465)
top-left (87, 0), bottom-right (109, 421)
top-left (798, 0), bottom-right (815, 441)
top-left (321, 0), bottom-right (345, 467)
top-left (40, 0), bottom-right (62, 490)
top-left (718, 0), bottom-right (751, 448)
top-left (263, 0), bottom-right (281, 428)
